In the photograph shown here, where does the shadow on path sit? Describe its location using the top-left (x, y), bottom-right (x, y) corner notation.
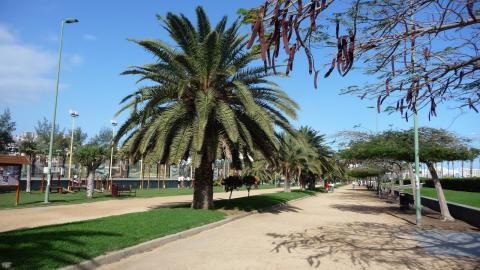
top-left (267, 222), bottom-right (480, 270)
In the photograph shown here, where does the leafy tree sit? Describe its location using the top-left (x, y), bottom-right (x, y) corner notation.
top-left (90, 127), bottom-right (113, 146)
top-left (115, 7), bottom-right (297, 209)
top-left (0, 108), bottom-right (15, 153)
top-left (74, 144), bottom-right (108, 198)
top-left (341, 127), bottom-right (478, 221)
top-left (346, 167), bottom-right (385, 179)
top-left (18, 135), bottom-right (39, 192)
top-left (34, 117), bottom-right (69, 157)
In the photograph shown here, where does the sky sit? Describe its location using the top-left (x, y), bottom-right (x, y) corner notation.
top-left (0, 0), bottom-right (479, 159)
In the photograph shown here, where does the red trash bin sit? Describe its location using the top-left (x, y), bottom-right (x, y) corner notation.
top-left (111, 184), bottom-right (118, 197)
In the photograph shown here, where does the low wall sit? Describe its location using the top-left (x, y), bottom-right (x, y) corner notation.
top-left (403, 193), bottom-right (480, 228)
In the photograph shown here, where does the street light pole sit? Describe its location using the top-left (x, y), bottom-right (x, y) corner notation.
top-left (44, 18), bottom-right (79, 203)
top-left (67, 110), bottom-right (79, 180)
top-left (109, 119), bottom-right (118, 190)
top-left (409, 4), bottom-right (422, 226)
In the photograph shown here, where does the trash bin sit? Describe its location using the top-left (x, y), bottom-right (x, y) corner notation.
top-left (111, 184), bottom-right (118, 197)
top-left (399, 193), bottom-right (409, 210)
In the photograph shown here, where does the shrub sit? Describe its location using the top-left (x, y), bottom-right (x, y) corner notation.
top-left (223, 176), bottom-right (243, 199)
top-left (243, 175), bottom-right (258, 197)
top-left (395, 177), bottom-right (480, 192)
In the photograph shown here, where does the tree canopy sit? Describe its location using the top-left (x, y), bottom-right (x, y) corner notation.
top-left (340, 127), bottom-right (479, 163)
top-left (0, 109), bottom-right (15, 153)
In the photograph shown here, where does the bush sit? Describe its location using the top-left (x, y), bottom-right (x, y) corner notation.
top-left (242, 175), bottom-right (259, 197)
top-left (395, 177), bottom-right (480, 192)
top-left (422, 178), bottom-right (480, 192)
top-left (223, 176), bottom-right (243, 199)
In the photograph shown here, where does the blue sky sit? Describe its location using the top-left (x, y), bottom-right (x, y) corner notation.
top-left (0, 0), bottom-right (479, 156)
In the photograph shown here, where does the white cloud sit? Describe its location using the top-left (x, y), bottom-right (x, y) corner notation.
top-left (83, 34), bottom-right (96, 41)
top-left (0, 25), bottom-right (56, 103)
top-left (0, 25), bottom-right (15, 44)
top-left (70, 53), bottom-right (83, 65)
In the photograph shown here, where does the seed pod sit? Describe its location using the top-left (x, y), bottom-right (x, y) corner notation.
top-left (298, 0), bottom-right (303, 16)
top-left (288, 15), bottom-right (294, 41)
top-left (377, 95), bottom-right (382, 113)
top-left (335, 17), bottom-right (340, 39)
top-left (324, 58), bottom-right (336, 78)
top-left (386, 77), bottom-right (390, 96)
top-left (321, 0), bottom-right (326, 9)
top-left (400, 99), bottom-right (404, 114)
top-left (282, 20), bottom-right (290, 55)
top-left (391, 55), bottom-right (396, 77)
top-left (467, 0), bottom-right (476, 21)
top-left (396, 100), bottom-right (400, 111)
top-left (314, 70), bottom-right (319, 89)
top-left (259, 21), bottom-right (267, 62)
top-left (360, 92), bottom-right (367, 100)
top-left (310, 1), bottom-right (316, 30)
top-left (286, 43), bottom-right (297, 74)
top-left (246, 8), bottom-right (263, 49)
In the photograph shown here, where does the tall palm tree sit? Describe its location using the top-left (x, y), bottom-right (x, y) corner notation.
top-left (276, 132), bottom-right (311, 192)
top-left (115, 7), bottom-right (298, 209)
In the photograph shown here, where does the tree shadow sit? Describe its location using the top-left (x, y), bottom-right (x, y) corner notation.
top-left (330, 203), bottom-right (395, 215)
top-left (266, 222), bottom-right (480, 269)
top-left (0, 225), bottom-right (121, 269)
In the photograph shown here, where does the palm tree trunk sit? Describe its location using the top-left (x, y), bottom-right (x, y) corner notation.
top-left (284, 168), bottom-right (291, 192)
top-left (426, 162), bottom-right (454, 221)
top-left (192, 155), bottom-right (214, 209)
top-left (86, 169), bottom-right (95, 198)
top-left (26, 164), bottom-right (32, 193)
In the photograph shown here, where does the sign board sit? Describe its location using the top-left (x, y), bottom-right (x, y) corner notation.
top-left (0, 165), bottom-right (20, 186)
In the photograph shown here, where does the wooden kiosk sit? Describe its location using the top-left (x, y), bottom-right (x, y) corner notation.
top-left (0, 155), bottom-right (29, 205)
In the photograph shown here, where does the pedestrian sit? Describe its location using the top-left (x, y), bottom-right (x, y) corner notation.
top-left (352, 180), bottom-right (356, 190)
top-left (186, 176), bottom-right (191, 188)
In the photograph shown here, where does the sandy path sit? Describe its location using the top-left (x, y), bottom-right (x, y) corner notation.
top-left (0, 188), bottom-right (283, 232)
top-left (98, 186), bottom-right (480, 270)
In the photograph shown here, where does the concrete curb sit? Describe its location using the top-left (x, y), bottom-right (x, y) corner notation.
top-left (60, 191), bottom-right (318, 270)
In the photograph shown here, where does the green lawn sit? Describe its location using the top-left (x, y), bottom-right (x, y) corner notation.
top-left (405, 187), bottom-right (480, 208)
top-left (0, 184), bottom-right (276, 209)
top-left (0, 188), bottom-right (319, 270)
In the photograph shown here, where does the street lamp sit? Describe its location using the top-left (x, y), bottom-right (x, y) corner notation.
top-left (44, 18), bottom-right (79, 203)
top-left (109, 119), bottom-right (118, 190)
top-left (68, 110), bottom-right (79, 180)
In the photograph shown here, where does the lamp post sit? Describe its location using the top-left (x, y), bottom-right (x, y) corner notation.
top-left (109, 119), bottom-right (118, 190)
top-left (44, 18), bottom-right (79, 203)
top-left (67, 110), bottom-right (79, 180)
top-left (409, 4), bottom-right (422, 226)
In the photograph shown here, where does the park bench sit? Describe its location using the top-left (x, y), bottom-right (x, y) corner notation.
top-left (116, 184), bottom-right (136, 197)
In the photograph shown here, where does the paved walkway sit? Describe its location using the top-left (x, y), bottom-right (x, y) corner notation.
top-left (99, 186), bottom-right (480, 270)
top-left (0, 188), bottom-right (283, 233)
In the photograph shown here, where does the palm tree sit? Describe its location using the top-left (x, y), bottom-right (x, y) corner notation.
top-left (74, 144), bottom-right (108, 198)
top-left (276, 133), bottom-right (311, 192)
top-left (115, 7), bottom-right (298, 209)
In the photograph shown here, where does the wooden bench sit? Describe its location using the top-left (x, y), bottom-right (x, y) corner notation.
top-left (117, 185), bottom-right (136, 197)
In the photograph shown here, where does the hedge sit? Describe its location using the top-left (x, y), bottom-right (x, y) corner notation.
top-left (396, 177), bottom-right (480, 192)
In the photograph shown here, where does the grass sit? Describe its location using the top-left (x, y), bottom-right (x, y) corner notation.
top-left (215, 188), bottom-right (322, 212)
top-left (405, 187), bottom-right (480, 208)
top-left (0, 184), bottom-right (277, 209)
top-left (0, 188), bottom-right (320, 270)
top-left (0, 208), bottom-right (225, 270)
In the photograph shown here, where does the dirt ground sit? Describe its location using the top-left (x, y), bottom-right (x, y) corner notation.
top-left (97, 186), bottom-right (480, 270)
